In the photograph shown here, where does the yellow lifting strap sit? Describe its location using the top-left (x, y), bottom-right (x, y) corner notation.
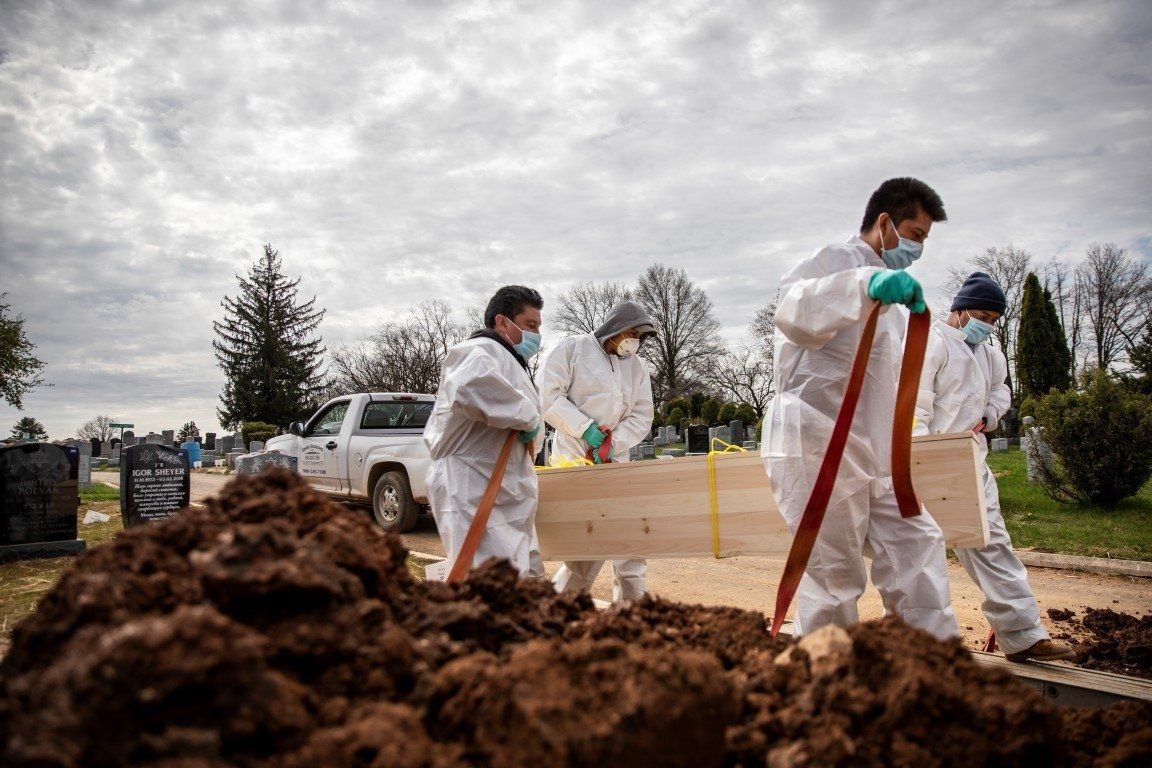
top-left (706, 437), bottom-right (748, 559)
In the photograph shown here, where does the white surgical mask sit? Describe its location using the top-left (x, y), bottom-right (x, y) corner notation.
top-left (615, 337), bottom-right (640, 358)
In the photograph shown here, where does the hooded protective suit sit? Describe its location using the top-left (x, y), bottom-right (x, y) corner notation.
top-left (424, 334), bottom-right (545, 578)
top-left (914, 319), bottom-right (1049, 654)
top-left (540, 300), bottom-right (655, 602)
top-left (761, 236), bottom-right (958, 640)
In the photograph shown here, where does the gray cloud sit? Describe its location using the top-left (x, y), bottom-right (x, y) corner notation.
top-left (1, 0), bottom-right (1150, 438)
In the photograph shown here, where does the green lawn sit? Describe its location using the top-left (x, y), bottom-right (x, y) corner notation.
top-left (989, 447), bottom-right (1152, 561)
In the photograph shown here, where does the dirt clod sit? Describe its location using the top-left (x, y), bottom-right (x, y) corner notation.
top-left (1, 470), bottom-right (1149, 767)
top-left (1048, 607), bottom-right (1152, 680)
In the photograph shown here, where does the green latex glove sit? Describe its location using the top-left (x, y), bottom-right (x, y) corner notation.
top-left (519, 424), bottom-right (541, 444)
top-left (868, 270), bottom-right (926, 313)
top-left (581, 423), bottom-right (605, 448)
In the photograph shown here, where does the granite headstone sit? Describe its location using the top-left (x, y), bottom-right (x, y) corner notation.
top-left (0, 443), bottom-right (86, 563)
top-left (120, 444), bottom-right (190, 528)
top-left (236, 451), bottom-right (297, 475)
top-left (686, 425), bottom-right (710, 454)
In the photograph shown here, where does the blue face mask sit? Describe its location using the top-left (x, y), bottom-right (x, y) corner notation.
top-left (962, 314), bottom-right (995, 345)
top-left (880, 217), bottom-right (924, 270)
top-left (514, 329), bottom-right (542, 360)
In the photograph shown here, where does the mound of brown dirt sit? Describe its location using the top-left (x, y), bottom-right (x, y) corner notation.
top-left (1047, 607), bottom-right (1152, 680)
top-left (1, 470), bottom-right (1149, 767)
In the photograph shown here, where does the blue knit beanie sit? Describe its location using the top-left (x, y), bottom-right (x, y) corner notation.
top-left (951, 272), bottom-right (1007, 314)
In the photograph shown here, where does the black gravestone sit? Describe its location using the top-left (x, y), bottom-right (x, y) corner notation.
top-left (686, 425), bottom-right (711, 455)
top-left (120, 444), bottom-right (190, 528)
top-left (0, 443), bottom-right (86, 563)
top-left (205, 432), bottom-right (216, 450)
top-left (90, 437), bottom-right (102, 457)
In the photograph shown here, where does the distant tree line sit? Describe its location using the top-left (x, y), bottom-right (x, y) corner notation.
top-left (211, 241), bottom-right (1150, 434)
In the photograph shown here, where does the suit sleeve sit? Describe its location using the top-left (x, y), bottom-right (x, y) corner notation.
top-left (984, 345), bottom-right (1012, 431)
top-left (442, 345), bottom-right (539, 432)
top-left (539, 342), bottom-right (595, 438)
top-left (611, 362), bottom-right (655, 452)
top-left (913, 334), bottom-right (947, 437)
top-left (774, 248), bottom-right (883, 350)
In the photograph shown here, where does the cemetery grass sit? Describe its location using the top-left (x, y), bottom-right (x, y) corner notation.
top-left (0, 492), bottom-right (123, 657)
top-left (990, 447), bottom-right (1152, 562)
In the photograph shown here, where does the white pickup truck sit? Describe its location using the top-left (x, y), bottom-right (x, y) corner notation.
top-left (265, 393), bottom-right (435, 532)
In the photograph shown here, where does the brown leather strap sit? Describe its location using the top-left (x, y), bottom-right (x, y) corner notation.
top-left (892, 308), bottom-right (931, 518)
top-left (770, 304), bottom-right (930, 636)
top-left (447, 430), bottom-right (519, 582)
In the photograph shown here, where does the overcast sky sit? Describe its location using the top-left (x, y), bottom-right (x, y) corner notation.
top-left (2, 0), bottom-right (1150, 439)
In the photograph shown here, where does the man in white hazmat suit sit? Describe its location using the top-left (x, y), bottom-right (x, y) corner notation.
top-left (762, 177), bottom-right (960, 640)
top-left (915, 272), bottom-right (1074, 661)
top-left (424, 285), bottom-right (546, 577)
top-left (540, 299), bottom-right (656, 602)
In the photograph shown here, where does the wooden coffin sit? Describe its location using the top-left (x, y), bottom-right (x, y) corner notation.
top-left (535, 431), bottom-right (988, 560)
top-left (910, 432), bottom-right (990, 549)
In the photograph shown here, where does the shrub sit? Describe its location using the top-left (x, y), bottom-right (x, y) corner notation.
top-left (651, 412), bottom-right (665, 430)
top-left (242, 421), bottom-right (280, 449)
top-left (667, 408), bottom-right (686, 428)
top-left (734, 403), bottom-right (758, 426)
top-left (1018, 397), bottom-right (1037, 422)
top-left (689, 392), bottom-right (706, 418)
top-left (717, 402), bottom-right (737, 425)
top-left (1031, 370), bottom-right (1152, 507)
top-left (664, 397), bottom-right (691, 421)
top-left (700, 398), bottom-right (719, 425)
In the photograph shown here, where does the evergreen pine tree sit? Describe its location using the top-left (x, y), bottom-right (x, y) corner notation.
top-left (213, 244), bottom-right (328, 430)
top-left (1127, 316), bottom-right (1152, 393)
top-left (10, 416), bottom-right (48, 441)
top-left (1017, 272), bottom-right (1071, 399)
top-left (1041, 286), bottom-right (1072, 391)
top-left (176, 421), bottom-right (201, 442)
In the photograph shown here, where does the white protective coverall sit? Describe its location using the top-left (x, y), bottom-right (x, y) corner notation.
top-left (540, 321), bottom-right (655, 602)
top-left (914, 319), bottom-right (1049, 654)
top-left (761, 236), bottom-right (959, 640)
top-left (424, 334), bottom-right (545, 577)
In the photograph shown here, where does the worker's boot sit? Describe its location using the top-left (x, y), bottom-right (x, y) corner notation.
top-left (1005, 639), bottom-right (1077, 662)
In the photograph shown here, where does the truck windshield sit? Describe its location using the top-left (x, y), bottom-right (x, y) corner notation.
top-left (360, 401), bottom-right (434, 430)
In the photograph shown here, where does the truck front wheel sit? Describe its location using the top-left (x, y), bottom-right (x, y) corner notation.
top-left (372, 471), bottom-right (420, 533)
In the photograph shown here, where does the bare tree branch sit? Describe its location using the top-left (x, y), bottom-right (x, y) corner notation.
top-left (552, 281), bottom-right (634, 337)
top-left (634, 264), bottom-right (724, 403)
top-left (1076, 243), bottom-right (1151, 372)
top-left (709, 343), bottom-right (773, 418)
top-left (329, 300), bottom-right (468, 395)
top-left (76, 415), bottom-right (116, 442)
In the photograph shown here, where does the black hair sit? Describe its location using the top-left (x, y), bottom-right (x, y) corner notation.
top-left (860, 177), bottom-right (947, 232)
top-left (483, 285), bottom-right (544, 328)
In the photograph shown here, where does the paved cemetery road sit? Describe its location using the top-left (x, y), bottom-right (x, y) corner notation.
top-left (95, 471), bottom-right (1152, 652)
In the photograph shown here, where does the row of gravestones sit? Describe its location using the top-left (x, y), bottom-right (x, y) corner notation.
top-left (87, 431), bottom-right (260, 458)
top-left (652, 421), bottom-right (759, 453)
top-left (0, 443), bottom-right (191, 564)
top-left (1, 441), bottom-right (303, 565)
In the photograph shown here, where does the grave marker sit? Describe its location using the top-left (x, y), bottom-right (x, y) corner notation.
top-left (120, 444), bottom-right (190, 528)
top-left (235, 452), bottom-right (296, 475)
top-left (0, 443), bottom-right (86, 563)
top-left (686, 425), bottom-right (710, 454)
